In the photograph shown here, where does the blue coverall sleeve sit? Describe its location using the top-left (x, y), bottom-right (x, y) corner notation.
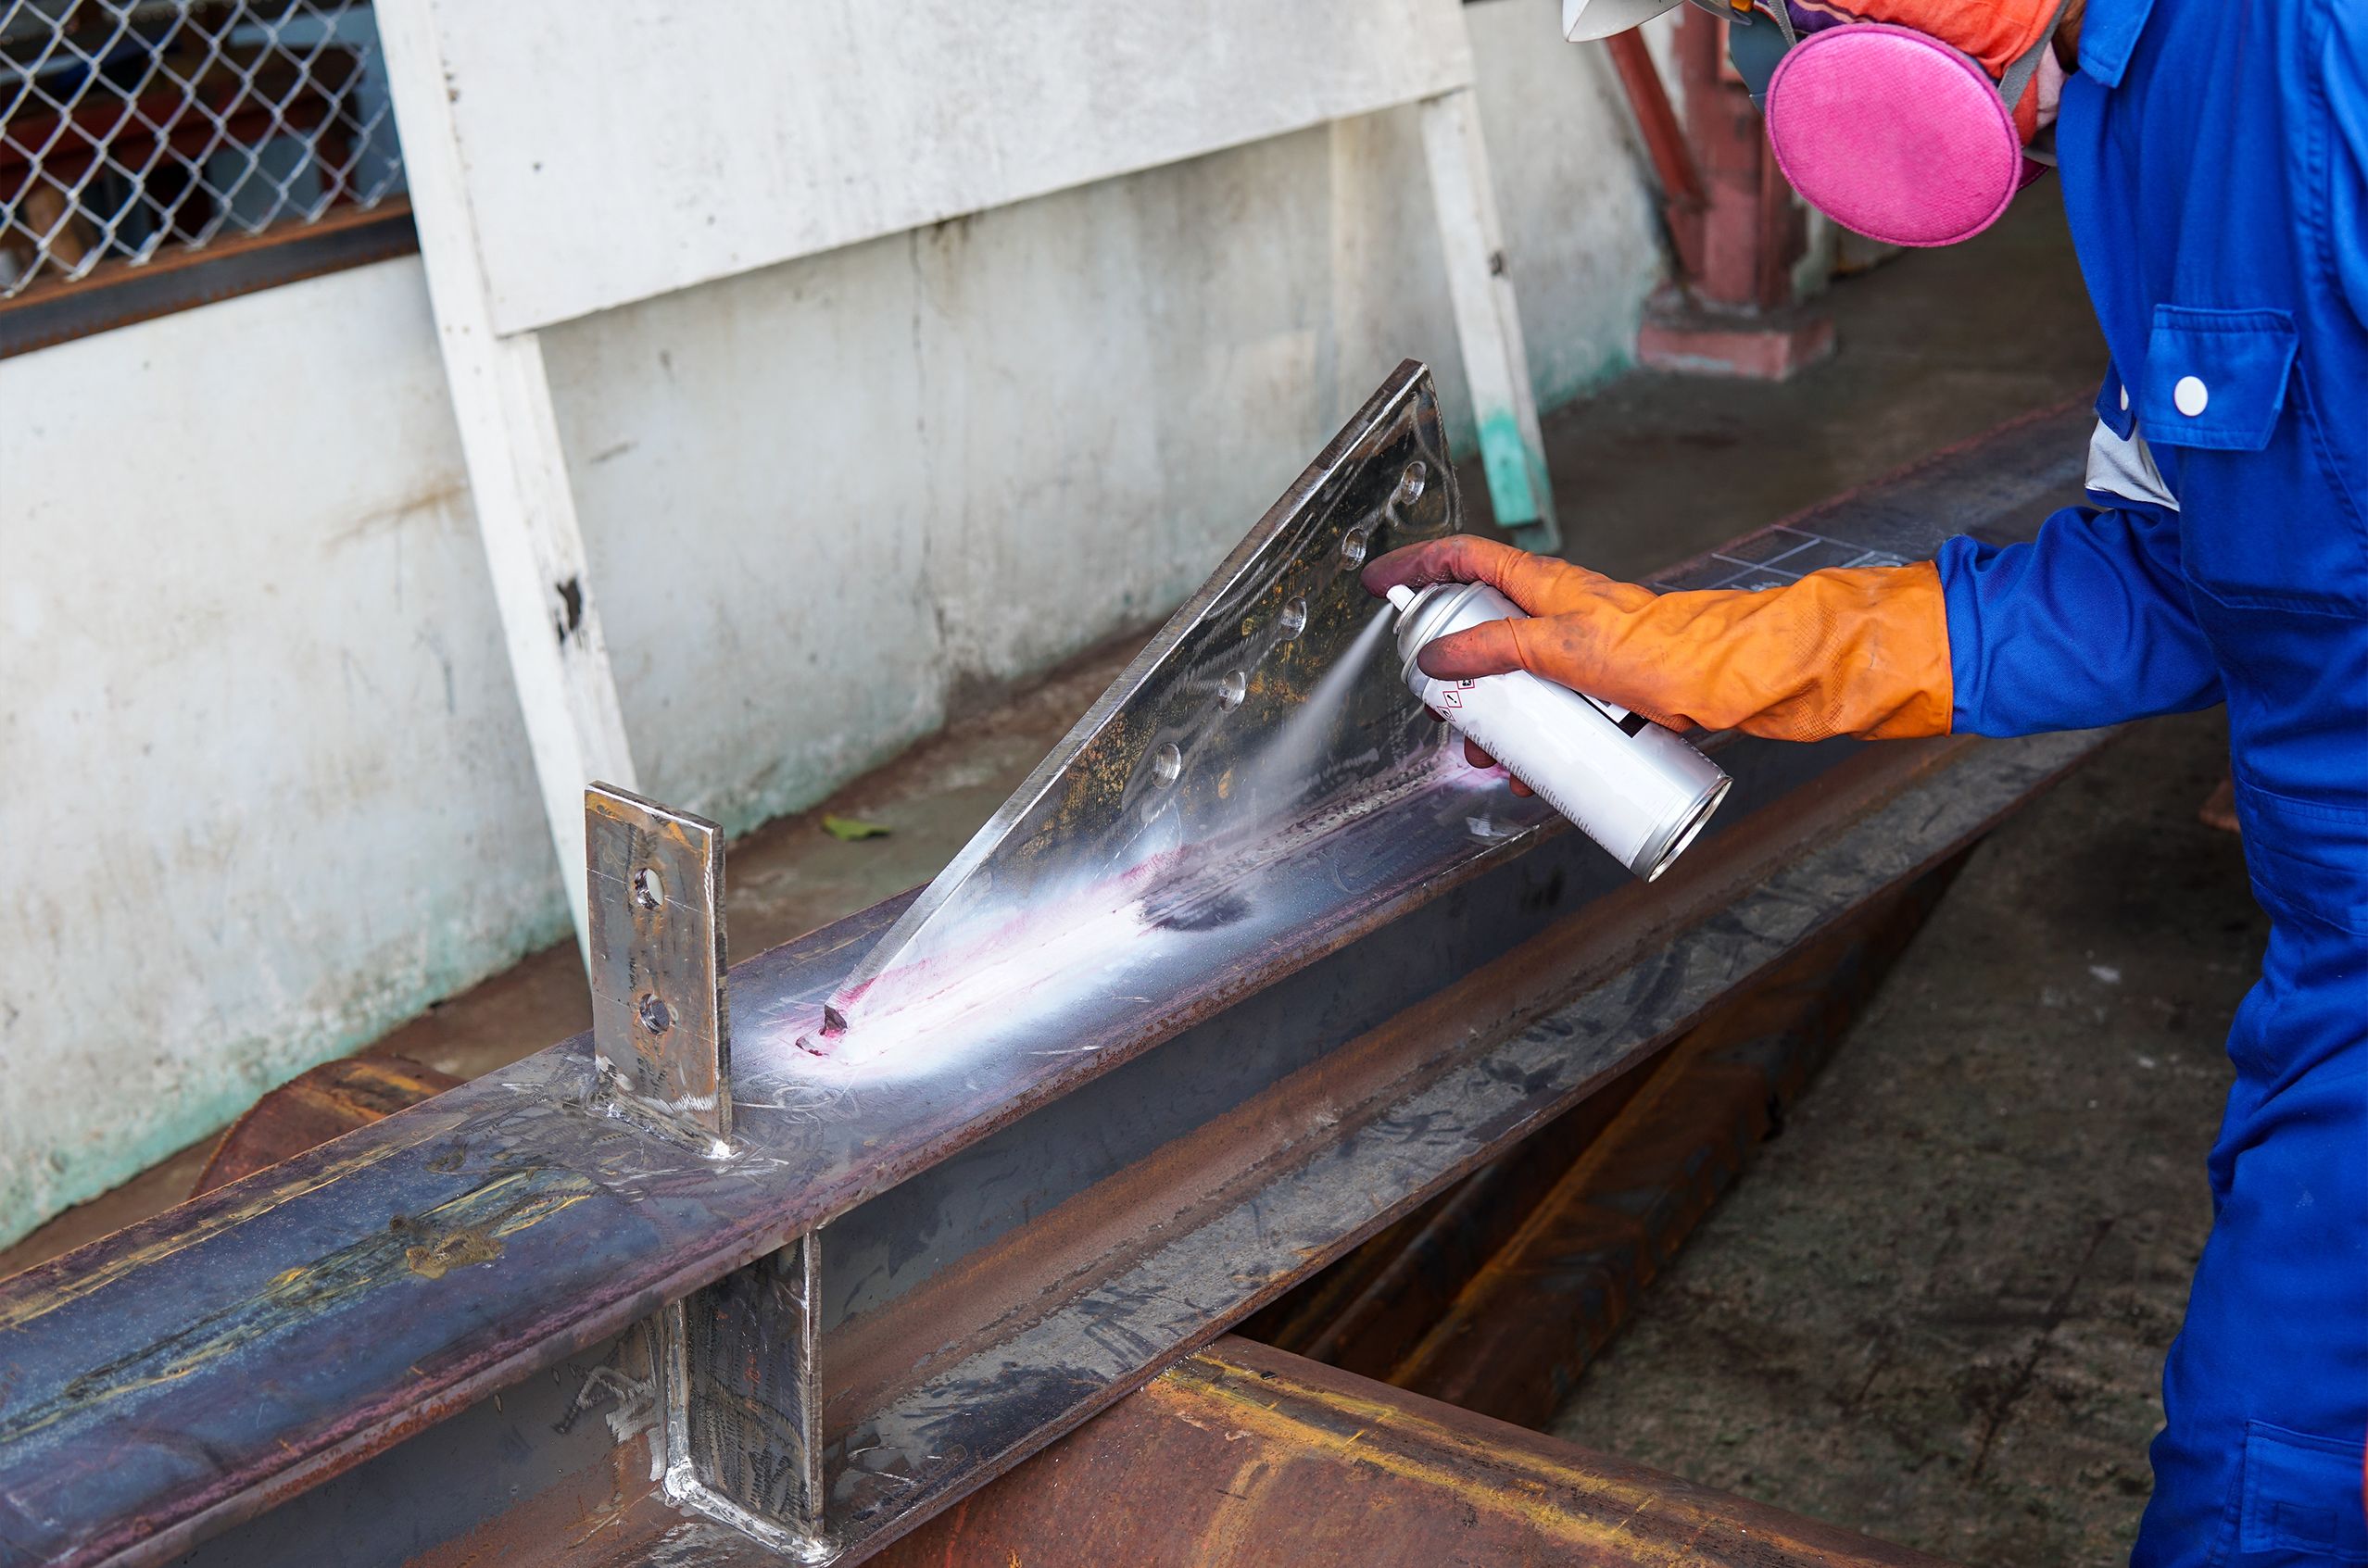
top-left (1935, 500), bottom-right (2223, 737)
top-left (2326, 6), bottom-right (2368, 333)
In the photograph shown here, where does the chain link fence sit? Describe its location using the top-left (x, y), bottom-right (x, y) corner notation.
top-left (1, 0), bottom-right (404, 299)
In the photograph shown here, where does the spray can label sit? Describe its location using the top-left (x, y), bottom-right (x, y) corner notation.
top-left (1580, 691), bottom-right (1649, 737)
top-left (1412, 670), bottom-right (1649, 864)
top-left (1436, 679), bottom-right (1641, 740)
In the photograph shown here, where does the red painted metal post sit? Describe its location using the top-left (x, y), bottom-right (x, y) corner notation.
top-left (1603, 31), bottom-right (1707, 283)
top-left (1628, 10), bottom-right (1835, 380)
top-left (1681, 9), bottom-right (1769, 310)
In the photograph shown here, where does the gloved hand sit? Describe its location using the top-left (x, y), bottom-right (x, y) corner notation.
top-left (1363, 535), bottom-right (1954, 745)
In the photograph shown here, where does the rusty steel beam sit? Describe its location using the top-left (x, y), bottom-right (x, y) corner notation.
top-left (1387, 862), bottom-right (1963, 1424)
top-left (1631, 10), bottom-right (1834, 381)
top-left (878, 1336), bottom-right (1958, 1568)
top-left (192, 1057), bottom-right (460, 1198)
top-left (0, 388), bottom-right (2107, 1568)
top-left (1235, 1019), bottom-right (1667, 1373)
top-left (185, 905), bottom-right (1959, 1567)
top-left (1244, 859), bottom-right (1959, 1392)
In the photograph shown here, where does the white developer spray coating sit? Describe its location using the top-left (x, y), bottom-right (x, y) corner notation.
top-left (1386, 582), bottom-right (1731, 881)
top-left (779, 605), bottom-right (1412, 1082)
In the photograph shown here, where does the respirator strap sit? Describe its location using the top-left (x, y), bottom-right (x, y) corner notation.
top-left (1996, 0), bottom-right (2075, 117)
top-left (1732, 0), bottom-right (2069, 116)
top-left (1680, 0), bottom-right (1772, 26)
top-left (1727, 3), bottom-right (1799, 107)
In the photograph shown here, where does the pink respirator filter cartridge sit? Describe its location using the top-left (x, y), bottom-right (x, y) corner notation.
top-left (1764, 22), bottom-right (2024, 249)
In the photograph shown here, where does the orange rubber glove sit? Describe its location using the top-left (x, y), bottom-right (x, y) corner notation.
top-left (1363, 535), bottom-right (1954, 745)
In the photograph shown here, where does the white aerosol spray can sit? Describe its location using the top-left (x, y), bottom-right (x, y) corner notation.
top-left (1387, 582), bottom-right (1731, 882)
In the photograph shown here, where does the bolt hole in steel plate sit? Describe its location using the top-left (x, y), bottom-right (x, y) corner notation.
top-left (813, 361), bottom-right (1458, 1031)
top-left (1388, 461), bottom-right (1430, 539)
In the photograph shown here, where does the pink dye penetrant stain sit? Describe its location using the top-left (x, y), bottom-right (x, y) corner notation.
top-left (782, 880), bottom-right (1179, 1078)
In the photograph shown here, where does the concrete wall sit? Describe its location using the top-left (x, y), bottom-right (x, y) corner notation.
top-left (0, 262), bottom-right (554, 1240)
top-left (0, 0), bottom-right (1668, 1246)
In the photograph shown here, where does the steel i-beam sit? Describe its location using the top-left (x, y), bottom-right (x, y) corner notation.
top-left (0, 369), bottom-right (2109, 1568)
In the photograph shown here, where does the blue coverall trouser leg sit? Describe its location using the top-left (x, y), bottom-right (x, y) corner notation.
top-left (2135, 911), bottom-right (2368, 1561)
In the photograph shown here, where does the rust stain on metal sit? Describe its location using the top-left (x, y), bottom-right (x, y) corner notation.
top-left (878, 1336), bottom-right (1957, 1568)
top-left (195, 1056), bottom-right (460, 1197)
top-left (401, 1226), bottom-right (504, 1281)
top-left (0, 1132), bottom-right (433, 1336)
top-left (1376, 872), bottom-right (1961, 1427)
top-left (1148, 1364), bottom-right (1696, 1552)
top-left (0, 1173), bottom-right (594, 1449)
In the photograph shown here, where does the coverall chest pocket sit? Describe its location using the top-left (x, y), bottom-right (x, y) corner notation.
top-left (2142, 307), bottom-right (2368, 614)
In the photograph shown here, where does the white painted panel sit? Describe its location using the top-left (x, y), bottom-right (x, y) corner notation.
top-left (426, 0), bottom-right (1474, 335)
top-left (541, 4), bottom-right (1670, 846)
top-left (1421, 85), bottom-right (1557, 541)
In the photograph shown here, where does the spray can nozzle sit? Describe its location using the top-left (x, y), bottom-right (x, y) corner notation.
top-left (1385, 584), bottom-right (1417, 614)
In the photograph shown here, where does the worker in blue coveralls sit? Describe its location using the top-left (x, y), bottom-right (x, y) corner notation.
top-left (1367, 0), bottom-right (2368, 1560)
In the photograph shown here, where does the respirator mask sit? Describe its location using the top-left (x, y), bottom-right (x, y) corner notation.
top-left (1565, 0), bottom-right (2073, 249)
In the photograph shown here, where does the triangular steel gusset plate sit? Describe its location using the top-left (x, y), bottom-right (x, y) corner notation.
top-left (812, 360), bottom-right (1458, 1044)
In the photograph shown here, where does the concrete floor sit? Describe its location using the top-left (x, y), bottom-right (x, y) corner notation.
top-left (0, 185), bottom-right (2260, 1562)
